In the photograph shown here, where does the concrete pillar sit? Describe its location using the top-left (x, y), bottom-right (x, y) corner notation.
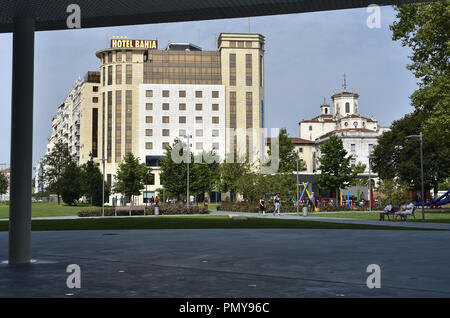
top-left (8, 17), bottom-right (35, 264)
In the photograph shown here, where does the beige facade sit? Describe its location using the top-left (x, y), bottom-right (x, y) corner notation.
top-left (265, 138), bottom-right (315, 172)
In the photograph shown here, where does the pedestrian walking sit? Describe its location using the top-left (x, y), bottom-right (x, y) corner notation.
top-left (259, 196), bottom-right (266, 215)
top-left (274, 193), bottom-right (281, 216)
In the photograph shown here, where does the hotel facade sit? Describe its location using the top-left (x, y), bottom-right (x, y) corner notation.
top-left (41, 33), bottom-right (266, 203)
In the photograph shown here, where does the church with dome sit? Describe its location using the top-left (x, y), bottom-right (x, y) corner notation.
top-left (298, 76), bottom-right (389, 174)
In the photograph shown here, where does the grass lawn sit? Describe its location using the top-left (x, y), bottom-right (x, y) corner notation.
top-left (310, 211), bottom-right (450, 224)
top-left (0, 202), bottom-right (98, 219)
top-left (0, 215), bottom-right (440, 232)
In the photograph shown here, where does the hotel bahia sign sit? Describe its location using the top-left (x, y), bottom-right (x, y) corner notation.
top-left (110, 39), bottom-right (158, 49)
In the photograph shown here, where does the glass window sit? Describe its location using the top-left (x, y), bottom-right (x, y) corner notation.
top-left (195, 116), bottom-right (202, 124)
top-left (196, 143), bottom-right (203, 150)
top-left (196, 129), bottom-right (203, 137)
top-left (179, 103), bottom-right (186, 111)
top-left (162, 90), bottom-right (170, 97)
top-left (212, 143), bottom-right (219, 150)
top-left (93, 86), bottom-right (99, 92)
top-left (162, 129), bottom-right (170, 136)
top-left (126, 50), bottom-right (132, 62)
top-left (179, 90), bottom-right (186, 97)
top-left (116, 51), bottom-right (122, 63)
top-left (116, 65), bottom-right (122, 85)
top-left (162, 103), bottom-right (170, 110)
top-left (146, 116), bottom-right (153, 123)
top-left (212, 104), bottom-right (219, 111)
top-left (146, 90), bottom-right (153, 97)
top-left (212, 91), bottom-right (219, 98)
top-left (162, 142), bottom-right (169, 150)
top-left (146, 103), bottom-right (153, 110)
top-left (351, 144), bottom-right (356, 152)
top-left (179, 129), bottom-right (186, 137)
top-left (229, 54), bottom-right (236, 86)
top-left (126, 64), bottom-right (132, 84)
top-left (179, 116), bottom-right (186, 124)
top-left (212, 117), bottom-right (219, 124)
top-left (309, 125), bottom-right (312, 131)
top-left (162, 116), bottom-right (170, 124)
top-left (92, 97), bottom-right (98, 103)
top-left (345, 102), bottom-right (350, 113)
top-left (212, 129), bottom-right (219, 137)
top-left (145, 142), bottom-right (153, 149)
top-left (108, 66), bottom-right (112, 85)
top-left (195, 104), bottom-right (202, 111)
top-left (146, 129), bottom-right (153, 136)
top-left (195, 91), bottom-right (202, 98)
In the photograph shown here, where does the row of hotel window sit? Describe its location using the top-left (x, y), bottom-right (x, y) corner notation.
top-left (145, 142), bottom-right (220, 150)
top-left (145, 116), bottom-right (220, 124)
top-left (145, 103), bottom-right (220, 111)
top-left (145, 129), bottom-right (220, 137)
top-left (145, 90), bottom-right (220, 98)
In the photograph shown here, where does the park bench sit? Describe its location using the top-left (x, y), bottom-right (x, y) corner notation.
top-left (114, 205), bottom-right (146, 216)
top-left (383, 206), bottom-right (416, 221)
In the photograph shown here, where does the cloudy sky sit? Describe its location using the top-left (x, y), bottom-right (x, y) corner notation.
top-left (0, 5), bottom-right (418, 168)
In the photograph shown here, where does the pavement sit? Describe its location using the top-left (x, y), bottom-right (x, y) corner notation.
top-left (1, 226), bottom-right (450, 297)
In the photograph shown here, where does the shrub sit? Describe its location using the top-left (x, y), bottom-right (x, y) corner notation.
top-left (217, 202), bottom-right (299, 213)
top-left (76, 204), bottom-right (209, 217)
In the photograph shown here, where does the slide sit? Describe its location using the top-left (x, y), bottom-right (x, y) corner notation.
top-left (415, 190), bottom-right (450, 207)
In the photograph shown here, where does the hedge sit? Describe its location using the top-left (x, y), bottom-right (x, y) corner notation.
top-left (77, 204), bottom-right (209, 217)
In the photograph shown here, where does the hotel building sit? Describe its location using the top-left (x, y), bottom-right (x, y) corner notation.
top-left (42, 33), bottom-right (266, 203)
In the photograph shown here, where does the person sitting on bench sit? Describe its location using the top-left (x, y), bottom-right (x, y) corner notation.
top-left (380, 202), bottom-right (393, 221)
top-left (393, 202), bottom-right (414, 221)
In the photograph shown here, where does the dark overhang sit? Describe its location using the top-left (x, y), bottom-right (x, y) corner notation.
top-left (0, 0), bottom-right (433, 33)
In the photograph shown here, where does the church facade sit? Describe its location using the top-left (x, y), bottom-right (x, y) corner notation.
top-left (298, 81), bottom-right (389, 175)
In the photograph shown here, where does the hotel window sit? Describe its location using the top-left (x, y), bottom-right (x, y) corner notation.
top-left (246, 54), bottom-right (252, 86)
top-left (146, 90), bottom-right (153, 97)
top-left (102, 67), bottom-right (105, 86)
top-left (162, 129), bottom-right (170, 136)
top-left (230, 92), bottom-right (236, 128)
top-left (115, 90), bottom-right (122, 162)
top-left (146, 129), bottom-right (153, 136)
top-left (246, 92), bottom-right (253, 128)
top-left (146, 116), bottom-right (153, 123)
top-left (146, 103), bottom-right (153, 110)
top-left (108, 52), bottom-right (112, 63)
top-left (179, 116), bottom-right (186, 124)
top-left (179, 129), bottom-right (186, 137)
top-left (245, 41), bottom-right (252, 48)
top-left (93, 86), bottom-right (99, 92)
top-left (195, 104), bottom-right (202, 111)
top-left (212, 104), bottom-right (219, 111)
top-left (259, 55), bottom-right (263, 87)
top-left (229, 54), bottom-right (236, 86)
top-left (126, 65), bottom-right (132, 84)
top-left (230, 41), bottom-right (236, 47)
top-left (162, 90), bottom-right (170, 97)
top-left (107, 91), bottom-right (112, 163)
top-left (92, 97), bottom-right (98, 103)
top-left (212, 143), bottom-right (219, 150)
top-left (145, 142), bottom-right (153, 150)
top-left (351, 144), bottom-right (356, 152)
top-left (162, 116), bottom-right (170, 124)
top-left (212, 129), bottom-right (219, 137)
top-left (179, 90), bottom-right (186, 97)
top-left (107, 66), bottom-right (113, 85)
top-left (116, 51), bottom-right (122, 63)
top-left (116, 65), bottom-right (122, 84)
top-left (179, 103), bottom-right (186, 111)
top-left (195, 91), bottom-right (202, 98)
top-left (212, 91), bottom-right (219, 98)
top-left (195, 116), bottom-right (203, 124)
top-left (126, 50), bottom-right (132, 62)
top-left (196, 143), bottom-right (203, 150)
top-left (162, 142), bottom-right (169, 150)
top-left (196, 129), bottom-right (203, 137)
top-left (238, 41), bottom-right (244, 48)
top-left (162, 103), bottom-right (170, 110)
top-left (212, 117), bottom-right (219, 124)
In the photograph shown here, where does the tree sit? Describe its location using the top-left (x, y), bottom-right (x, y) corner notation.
top-left (159, 139), bottom-right (188, 201)
top-left (266, 128), bottom-right (307, 173)
top-left (60, 161), bottom-right (83, 205)
top-left (80, 154), bottom-right (109, 206)
top-left (371, 111), bottom-right (450, 197)
top-left (316, 135), bottom-right (355, 205)
top-left (218, 154), bottom-right (250, 200)
top-left (41, 141), bottom-right (74, 204)
top-left (190, 151), bottom-right (220, 201)
top-left (0, 172), bottom-right (8, 196)
top-left (113, 152), bottom-right (148, 204)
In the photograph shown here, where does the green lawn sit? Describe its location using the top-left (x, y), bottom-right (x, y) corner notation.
top-left (310, 211), bottom-right (450, 224)
top-left (0, 215), bottom-right (440, 231)
top-left (0, 202), bottom-right (98, 219)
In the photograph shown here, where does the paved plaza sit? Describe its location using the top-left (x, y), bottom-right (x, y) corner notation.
top-left (1, 227), bottom-right (450, 298)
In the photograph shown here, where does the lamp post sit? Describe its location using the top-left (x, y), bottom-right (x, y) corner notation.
top-left (368, 155), bottom-right (373, 212)
top-left (406, 132), bottom-right (425, 222)
top-left (288, 151), bottom-right (300, 215)
top-left (184, 134), bottom-right (192, 208)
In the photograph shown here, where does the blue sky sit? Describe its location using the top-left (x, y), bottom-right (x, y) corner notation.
top-left (0, 6), bottom-right (418, 168)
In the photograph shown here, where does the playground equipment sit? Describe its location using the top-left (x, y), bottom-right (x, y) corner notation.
top-left (415, 190), bottom-right (450, 207)
top-left (296, 182), bottom-right (317, 212)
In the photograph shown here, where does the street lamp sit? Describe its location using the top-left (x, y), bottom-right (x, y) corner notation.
top-left (406, 132), bottom-right (425, 222)
top-left (368, 155), bottom-right (373, 212)
top-left (183, 134), bottom-right (192, 208)
top-left (288, 151), bottom-right (300, 215)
